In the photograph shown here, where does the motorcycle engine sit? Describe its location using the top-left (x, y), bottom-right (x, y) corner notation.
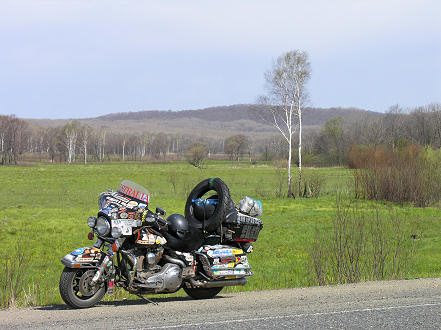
top-left (133, 229), bottom-right (183, 293)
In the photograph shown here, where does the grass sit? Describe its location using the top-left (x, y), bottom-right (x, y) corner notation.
top-left (0, 160), bottom-right (440, 307)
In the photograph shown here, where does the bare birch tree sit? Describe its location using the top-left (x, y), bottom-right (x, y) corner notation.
top-left (63, 121), bottom-right (78, 163)
top-left (260, 50), bottom-right (311, 197)
top-left (98, 126), bottom-right (107, 161)
top-left (79, 124), bottom-right (91, 164)
top-left (121, 134), bottom-right (127, 161)
top-left (0, 115), bottom-right (7, 164)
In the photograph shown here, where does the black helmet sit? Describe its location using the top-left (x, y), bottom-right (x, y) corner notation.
top-left (166, 214), bottom-right (190, 240)
top-left (192, 196), bottom-right (218, 221)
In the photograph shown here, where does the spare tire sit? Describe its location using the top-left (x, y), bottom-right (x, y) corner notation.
top-left (185, 178), bottom-right (232, 232)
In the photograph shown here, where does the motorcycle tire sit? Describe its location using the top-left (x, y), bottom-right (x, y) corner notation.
top-left (183, 286), bottom-right (223, 299)
top-left (59, 267), bottom-right (106, 309)
top-left (185, 178), bottom-right (232, 232)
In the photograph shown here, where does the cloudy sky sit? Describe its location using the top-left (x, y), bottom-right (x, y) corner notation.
top-left (0, 0), bottom-right (440, 119)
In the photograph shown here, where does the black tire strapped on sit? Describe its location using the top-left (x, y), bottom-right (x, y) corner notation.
top-left (184, 177), bottom-right (233, 232)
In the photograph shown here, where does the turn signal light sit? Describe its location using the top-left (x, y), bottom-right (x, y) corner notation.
top-left (88, 232), bottom-right (93, 240)
top-left (112, 243), bottom-right (118, 252)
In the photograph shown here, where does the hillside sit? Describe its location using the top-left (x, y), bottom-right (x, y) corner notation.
top-left (27, 104), bottom-right (382, 138)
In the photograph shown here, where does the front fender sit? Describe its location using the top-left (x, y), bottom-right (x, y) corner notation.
top-left (61, 246), bottom-right (105, 269)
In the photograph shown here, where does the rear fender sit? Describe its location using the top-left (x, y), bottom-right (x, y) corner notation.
top-left (61, 247), bottom-right (105, 269)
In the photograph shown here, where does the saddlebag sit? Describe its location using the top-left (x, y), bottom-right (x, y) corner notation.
top-left (197, 245), bottom-right (253, 279)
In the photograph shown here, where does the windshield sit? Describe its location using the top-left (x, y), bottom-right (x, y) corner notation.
top-left (118, 180), bottom-right (150, 203)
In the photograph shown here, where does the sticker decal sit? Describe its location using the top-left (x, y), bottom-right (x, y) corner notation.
top-left (72, 248), bottom-right (85, 256)
top-left (209, 248), bottom-right (243, 258)
top-left (127, 201), bottom-right (138, 209)
top-left (111, 219), bottom-right (139, 236)
top-left (119, 183), bottom-right (150, 202)
top-left (127, 212), bottom-right (139, 220)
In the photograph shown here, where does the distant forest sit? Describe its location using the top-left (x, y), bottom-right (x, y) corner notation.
top-left (1, 103), bottom-right (440, 166)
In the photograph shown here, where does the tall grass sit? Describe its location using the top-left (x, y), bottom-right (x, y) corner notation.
top-left (0, 240), bottom-right (31, 308)
top-left (350, 144), bottom-right (441, 206)
top-left (310, 196), bottom-right (420, 285)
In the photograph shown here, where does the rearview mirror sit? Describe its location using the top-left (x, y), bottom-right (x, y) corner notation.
top-left (155, 207), bottom-right (166, 216)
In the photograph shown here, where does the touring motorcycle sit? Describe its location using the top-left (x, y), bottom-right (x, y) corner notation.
top-left (59, 178), bottom-right (263, 308)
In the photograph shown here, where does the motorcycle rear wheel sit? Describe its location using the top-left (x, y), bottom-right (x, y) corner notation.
top-left (183, 286), bottom-right (223, 299)
top-left (59, 267), bottom-right (106, 309)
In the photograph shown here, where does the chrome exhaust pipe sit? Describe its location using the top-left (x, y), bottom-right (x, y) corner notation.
top-left (199, 278), bottom-right (247, 288)
top-left (164, 255), bottom-right (186, 269)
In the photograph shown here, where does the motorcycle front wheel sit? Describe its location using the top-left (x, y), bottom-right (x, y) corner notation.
top-left (183, 286), bottom-right (223, 299)
top-left (59, 267), bottom-right (106, 309)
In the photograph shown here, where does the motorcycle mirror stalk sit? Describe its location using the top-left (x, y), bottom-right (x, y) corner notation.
top-left (155, 207), bottom-right (166, 216)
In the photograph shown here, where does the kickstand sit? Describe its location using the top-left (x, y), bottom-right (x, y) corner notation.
top-left (137, 294), bottom-right (158, 305)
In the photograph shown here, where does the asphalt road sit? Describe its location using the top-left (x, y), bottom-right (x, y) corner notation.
top-left (1, 278), bottom-right (440, 329)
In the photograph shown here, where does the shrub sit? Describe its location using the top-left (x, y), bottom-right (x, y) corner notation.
top-left (310, 197), bottom-right (419, 285)
top-left (305, 172), bottom-right (325, 198)
top-left (350, 144), bottom-right (441, 206)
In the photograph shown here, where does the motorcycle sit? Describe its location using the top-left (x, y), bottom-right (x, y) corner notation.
top-left (59, 178), bottom-right (263, 308)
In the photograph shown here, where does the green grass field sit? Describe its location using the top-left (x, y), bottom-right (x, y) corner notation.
top-left (0, 160), bottom-right (440, 307)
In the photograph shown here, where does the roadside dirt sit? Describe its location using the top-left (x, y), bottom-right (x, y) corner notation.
top-left (0, 278), bottom-right (440, 329)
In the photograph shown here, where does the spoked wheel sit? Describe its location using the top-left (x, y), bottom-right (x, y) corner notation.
top-left (59, 267), bottom-right (106, 309)
top-left (183, 286), bottom-right (223, 299)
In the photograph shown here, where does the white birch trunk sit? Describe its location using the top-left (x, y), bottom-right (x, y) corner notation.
top-left (288, 129), bottom-right (292, 196)
top-left (298, 106), bottom-right (302, 196)
top-left (122, 140), bottom-right (126, 161)
top-left (84, 142), bottom-right (87, 164)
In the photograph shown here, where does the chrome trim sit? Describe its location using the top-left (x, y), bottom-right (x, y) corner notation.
top-left (163, 255), bottom-right (186, 269)
top-left (200, 278), bottom-right (247, 288)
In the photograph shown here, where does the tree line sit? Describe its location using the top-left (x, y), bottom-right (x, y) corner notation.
top-left (307, 103), bottom-right (441, 167)
top-left (1, 103), bottom-right (440, 166)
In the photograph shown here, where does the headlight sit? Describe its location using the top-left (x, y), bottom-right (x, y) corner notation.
top-left (88, 216), bottom-right (97, 228)
top-left (96, 216), bottom-right (111, 236)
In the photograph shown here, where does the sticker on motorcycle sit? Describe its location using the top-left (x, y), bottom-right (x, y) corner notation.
top-left (112, 219), bottom-right (139, 236)
top-left (71, 248), bottom-right (85, 256)
top-left (155, 236), bottom-right (167, 245)
top-left (76, 257), bottom-right (94, 262)
top-left (119, 183), bottom-right (150, 203)
top-left (127, 212), bottom-right (139, 220)
top-left (127, 201), bottom-right (138, 209)
top-left (137, 232), bottom-right (156, 245)
top-left (211, 263), bottom-right (235, 269)
top-left (209, 248), bottom-right (244, 258)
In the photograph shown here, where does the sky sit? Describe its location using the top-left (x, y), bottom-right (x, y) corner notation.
top-left (0, 0), bottom-right (440, 119)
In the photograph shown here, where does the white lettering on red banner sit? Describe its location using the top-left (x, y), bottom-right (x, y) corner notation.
top-left (119, 184), bottom-right (149, 203)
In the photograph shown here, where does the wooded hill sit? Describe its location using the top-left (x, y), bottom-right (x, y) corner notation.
top-left (27, 104), bottom-right (381, 138)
